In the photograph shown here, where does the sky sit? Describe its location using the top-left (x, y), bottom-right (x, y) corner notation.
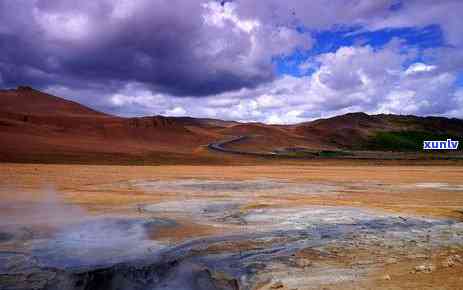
top-left (1, 0), bottom-right (463, 124)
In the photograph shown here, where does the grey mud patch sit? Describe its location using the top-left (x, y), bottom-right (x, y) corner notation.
top-left (143, 200), bottom-right (242, 223)
top-left (413, 182), bottom-right (463, 191)
top-left (2, 182), bottom-right (463, 290)
top-left (133, 179), bottom-right (340, 196)
top-left (2, 208), bottom-right (463, 290)
top-left (256, 263), bottom-right (368, 290)
top-left (335, 181), bottom-right (463, 194)
top-left (140, 201), bottom-right (463, 289)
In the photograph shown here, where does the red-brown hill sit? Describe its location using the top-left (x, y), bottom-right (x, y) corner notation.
top-left (0, 87), bottom-right (228, 164)
top-left (1, 87), bottom-right (462, 163)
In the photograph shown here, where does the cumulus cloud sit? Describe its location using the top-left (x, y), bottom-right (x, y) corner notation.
top-left (235, 0), bottom-right (463, 47)
top-left (405, 63), bottom-right (437, 75)
top-left (365, 0), bottom-right (463, 47)
top-left (1, 0), bottom-right (462, 122)
top-left (96, 42), bottom-right (461, 124)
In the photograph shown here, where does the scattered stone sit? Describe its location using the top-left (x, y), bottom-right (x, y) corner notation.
top-left (382, 274), bottom-right (391, 280)
top-left (442, 259), bottom-right (455, 268)
top-left (271, 281), bottom-right (284, 289)
top-left (408, 253), bottom-right (427, 259)
top-left (452, 254), bottom-right (462, 261)
top-left (354, 260), bottom-right (375, 266)
top-left (413, 263), bottom-right (435, 273)
top-left (386, 257), bottom-right (398, 264)
top-left (295, 258), bottom-right (312, 268)
top-left (442, 255), bottom-right (462, 267)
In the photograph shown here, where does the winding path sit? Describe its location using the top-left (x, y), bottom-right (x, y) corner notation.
top-left (207, 135), bottom-right (276, 157)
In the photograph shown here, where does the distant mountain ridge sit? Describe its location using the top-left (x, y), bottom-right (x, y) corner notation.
top-left (0, 87), bottom-right (462, 164)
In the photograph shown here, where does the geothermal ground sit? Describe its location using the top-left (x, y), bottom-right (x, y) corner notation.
top-left (1, 164), bottom-right (463, 290)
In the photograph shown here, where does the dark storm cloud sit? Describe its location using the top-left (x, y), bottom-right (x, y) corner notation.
top-left (0, 0), bottom-right (297, 96)
top-left (1, 0), bottom-right (462, 122)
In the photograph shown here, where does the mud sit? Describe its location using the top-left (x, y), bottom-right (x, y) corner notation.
top-left (413, 182), bottom-right (463, 191)
top-left (134, 179), bottom-right (339, 197)
top-left (2, 177), bottom-right (463, 290)
top-left (2, 206), bottom-right (463, 289)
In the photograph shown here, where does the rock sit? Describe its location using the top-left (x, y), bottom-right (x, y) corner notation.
top-left (442, 259), bottom-right (455, 268)
top-left (413, 263), bottom-right (435, 273)
top-left (295, 258), bottom-right (312, 268)
top-left (386, 257), bottom-right (398, 264)
top-left (452, 254), bottom-right (462, 262)
top-left (271, 281), bottom-right (284, 289)
top-left (408, 253), bottom-right (427, 259)
top-left (381, 274), bottom-right (391, 280)
top-left (442, 255), bottom-right (462, 267)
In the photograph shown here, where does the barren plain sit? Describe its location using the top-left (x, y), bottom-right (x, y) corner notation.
top-left (1, 163), bottom-right (463, 290)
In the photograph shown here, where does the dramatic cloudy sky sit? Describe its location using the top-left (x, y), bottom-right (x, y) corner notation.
top-left (1, 0), bottom-right (463, 123)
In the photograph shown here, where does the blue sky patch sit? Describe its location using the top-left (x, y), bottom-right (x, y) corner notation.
top-left (274, 25), bottom-right (445, 77)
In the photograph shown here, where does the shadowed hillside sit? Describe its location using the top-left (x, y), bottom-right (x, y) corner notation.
top-left (294, 112), bottom-right (463, 151)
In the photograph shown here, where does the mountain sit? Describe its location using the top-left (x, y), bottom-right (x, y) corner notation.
top-left (0, 87), bottom-right (462, 164)
top-left (293, 112), bottom-right (388, 148)
top-left (0, 87), bottom-right (228, 164)
top-left (294, 112), bottom-right (463, 151)
top-left (217, 123), bottom-right (329, 153)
